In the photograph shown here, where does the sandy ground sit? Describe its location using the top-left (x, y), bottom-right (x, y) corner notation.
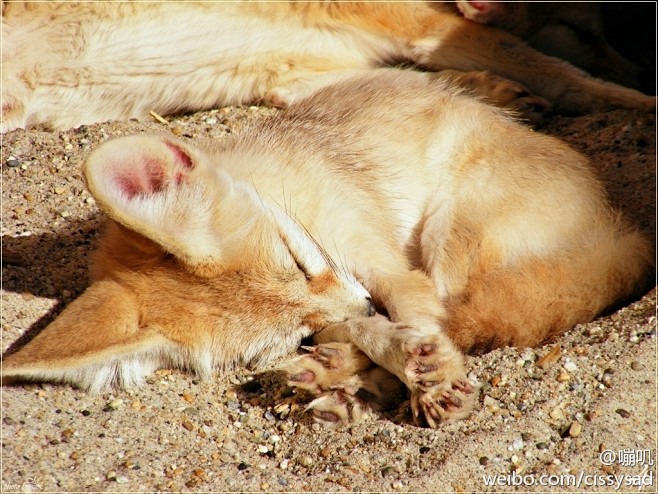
top-left (1, 101), bottom-right (656, 493)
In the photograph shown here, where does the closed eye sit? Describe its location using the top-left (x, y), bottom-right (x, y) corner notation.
top-left (289, 249), bottom-right (313, 281)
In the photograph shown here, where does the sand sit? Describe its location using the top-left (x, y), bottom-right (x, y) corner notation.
top-left (1, 102), bottom-right (656, 492)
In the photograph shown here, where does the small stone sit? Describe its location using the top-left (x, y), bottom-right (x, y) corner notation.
top-left (381, 466), bottom-right (396, 477)
top-left (115, 476), bottom-right (129, 484)
top-left (549, 408), bottom-right (564, 421)
top-left (6, 158), bottom-right (20, 168)
top-left (615, 408), bottom-right (631, 419)
top-left (81, 410), bottom-right (91, 417)
top-left (181, 393), bottom-right (194, 403)
top-left (536, 442), bottom-right (549, 450)
top-left (171, 126), bottom-right (184, 136)
top-left (319, 447), bottom-right (331, 458)
top-left (269, 434), bottom-right (281, 444)
top-left (490, 376), bottom-right (502, 387)
top-left (479, 456), bottom-right (489, 466)
top-left (630, 361), bottom-right (642, 371)
top-left (392, 480), bottom-right (403, 490)
top-left (225, 390), bottom-right (238, 401)
top-left (279, 459), bottom-right (289, 470)
top-left (264, 411), bottom-right (276, 422)
top-left (536, 345), bottom-right (561, 369)
top-left (557, 371), bottom-right (571, 382)
top-left (205, 117), bottom-right (218, 125)
top-left (512, 438), bottom-right (524, 450)
top-left (54, 187), bottom-right (66, 195)
top-left (182, 420), bottom-right (195, 431)
top-left (257, 445), bottom-right (269, 454)
top-left (297, 455), bottom-right (313, 467)
top-left (568, 422), bottom-right (582, 437)
top-left (563, 359), bottom-right (578, 372)
top-left (106, 399), bottom-right (123, 410)
top-left (70, 451), bottom-right (81, 460)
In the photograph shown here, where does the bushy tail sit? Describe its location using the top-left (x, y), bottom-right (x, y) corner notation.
top-left (445, 228), bottom-right (654, 354)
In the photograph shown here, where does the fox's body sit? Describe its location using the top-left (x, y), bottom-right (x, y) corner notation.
top-left (3, 71), bottom-right (652, 426)
top-left (2, 1), bottom-right (654, 132)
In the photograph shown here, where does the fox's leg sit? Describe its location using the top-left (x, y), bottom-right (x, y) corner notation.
top-left (322, 3), bottom-right (653, 112)
top-left (386, 4), bottom-right (655, 113)
top-left (434, 69), bottom-right (550, 124)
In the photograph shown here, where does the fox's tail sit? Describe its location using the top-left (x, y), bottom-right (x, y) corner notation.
top-left (444, 227), bottom-right (654, 354)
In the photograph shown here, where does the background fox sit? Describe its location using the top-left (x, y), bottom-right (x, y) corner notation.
top-left (1, 1), bottom-right (654, 132)
top-left (2, 71), bottom-right (652, 427)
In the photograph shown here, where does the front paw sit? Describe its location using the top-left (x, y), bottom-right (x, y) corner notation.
top-left (402, 336), bottom-right (478, 427)
top-left (281, 342), bottom-right (372, 394)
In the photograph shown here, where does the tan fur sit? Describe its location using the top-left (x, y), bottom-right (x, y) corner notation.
top-left (2, 1), bottom-right (654, 132)
top-left (2, 71), bottom-right (652, 426)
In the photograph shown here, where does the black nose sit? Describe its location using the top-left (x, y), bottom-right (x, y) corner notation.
top-left (366, 297), bottom-right (376, 317)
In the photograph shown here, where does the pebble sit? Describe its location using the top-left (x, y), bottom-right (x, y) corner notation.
top-left (182, 420), bottom-right (195, 431)
top-left (568, 422), bottom-right (582, 437)
top-left (512, 438), bottom-right (524, 450)
top-left (630, 361), bottom-right (642, 371)
top-left (549, 408), bottom-right (564, 421)
top-left (615, 408), bottom-right (631, 418)
top-left (297, 455), bottom-right (314, 467)
top-left (106, 399), bottom-right (123, 410)
top-left (562, 359), bottom-right (578, 372)
top-left (206, 117), bottom-right (218, 125)
top-left (392, 480), bottom-right (403, 490)
top-left (536, 345), bottom-right (561, 369)
top-left (6, 157), bottom-right (20, 167)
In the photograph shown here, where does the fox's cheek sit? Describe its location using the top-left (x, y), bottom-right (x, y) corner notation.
top-left (301, 312), bottom-right (335, 332)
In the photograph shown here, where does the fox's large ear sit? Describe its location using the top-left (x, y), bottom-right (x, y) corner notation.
top-left (1, 280), bottom-right (181, 391)
top-left (83, 135), bottom-right (247, 266)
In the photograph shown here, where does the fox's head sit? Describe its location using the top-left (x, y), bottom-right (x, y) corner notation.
top-left (2, 135), bottom-right (374, 391)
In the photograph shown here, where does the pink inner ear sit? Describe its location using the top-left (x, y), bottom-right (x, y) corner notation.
top-left (166, 142), bottom-right (194, 170)
top-left (114, 158), bottom-right (166, 199)
top-left (469, 2), bottom-right (490, 12)
top-left (112, 141), bottom-right (194, 199)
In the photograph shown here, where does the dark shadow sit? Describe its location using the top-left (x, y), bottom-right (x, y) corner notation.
top-left (2, 214), bottom-right (103, 357)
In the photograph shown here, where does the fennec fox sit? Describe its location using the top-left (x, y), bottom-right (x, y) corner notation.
top-left (2, 1), bottom-right (654, 132)
top-left (2, 71), bottom-right (652, 427)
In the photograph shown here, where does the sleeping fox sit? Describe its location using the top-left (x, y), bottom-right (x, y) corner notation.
top-left (1, 1), bottom-right (654, 132)
top-left (2, 71), bottom-right (652, 427)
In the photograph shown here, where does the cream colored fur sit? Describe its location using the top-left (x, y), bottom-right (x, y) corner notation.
top-left (1, 1), bottom-right (654, 132)
top-left (2, 71), bottom-right (652, 427)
